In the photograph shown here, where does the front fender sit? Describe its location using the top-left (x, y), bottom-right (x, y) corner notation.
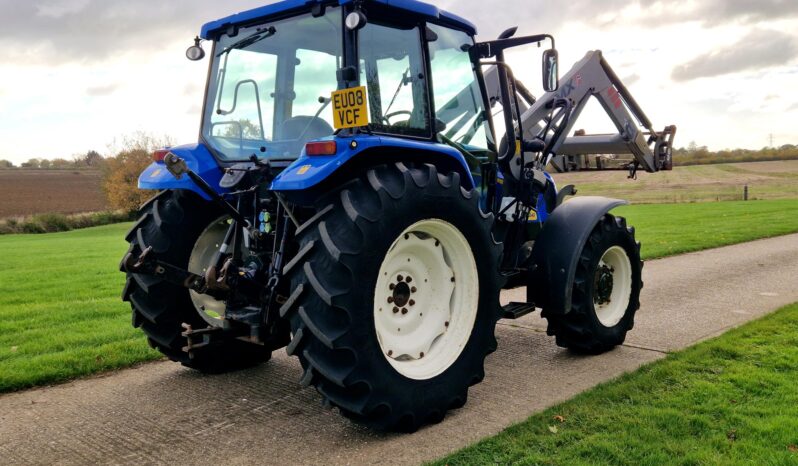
top-left (270, 135), bottom-right (475, 192)
top-left (530, 196), bottom-right (628, 315)
top-left (139, 143), bottom-right (227, 200)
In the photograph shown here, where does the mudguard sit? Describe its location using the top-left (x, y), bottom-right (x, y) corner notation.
top-left (138, 143), bottom-right (228, 201)
top-left (270, 134), bottom-right (475, 192)
top-left (530, 196), bottom-right (628, 315)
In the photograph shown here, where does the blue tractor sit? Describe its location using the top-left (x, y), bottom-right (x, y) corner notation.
top-left (122, 0), bottom-right (675, 431)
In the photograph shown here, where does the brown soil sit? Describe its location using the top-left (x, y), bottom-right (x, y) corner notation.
top-left (0, 169), bottom-right (108, 218)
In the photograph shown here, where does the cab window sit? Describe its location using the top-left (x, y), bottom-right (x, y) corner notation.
top-left (428, 24), bottom-right (494, 154)
top-left (358, 22), bottom-right (430, 137)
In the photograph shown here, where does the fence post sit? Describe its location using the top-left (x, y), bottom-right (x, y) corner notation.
top-left (744, 184), bottom-right (749, 201)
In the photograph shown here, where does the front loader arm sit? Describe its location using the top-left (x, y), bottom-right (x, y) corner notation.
top-left (482, 51), bottom-right (676, 175)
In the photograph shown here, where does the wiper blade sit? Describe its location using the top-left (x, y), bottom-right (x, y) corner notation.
top-left (216, 26), bottom-right (277, 57)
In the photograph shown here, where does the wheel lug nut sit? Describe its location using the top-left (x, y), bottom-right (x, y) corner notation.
top-left (411, 287), bottom-right (417, 293)
top-left (393, 307), bottom-right (400, 314)
top-left (406, 276), bottom-right (413, 283)
top-left (419, 352), bottom-right (425, 358)
top-left (401, 308), bottom-right (408, 315)
top-left (397, 275), bottom-right (404, 282)
top-left (389, 283), bottom-right (395, 290)
top-left (445, 321), bottom-right (450, 327)
top-left (387, 297), bottom-right (394, 303)
top-left (409, 300), bottom-right (415, 306)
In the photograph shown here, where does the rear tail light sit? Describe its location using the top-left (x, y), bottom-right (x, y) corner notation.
top-left (305, 141), bottom-right (337, 156)
top-left (153, 149), bottom-right (171, 162)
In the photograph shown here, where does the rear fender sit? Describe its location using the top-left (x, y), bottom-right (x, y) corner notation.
top-left (529, 196), bottom-right (628, 315)
top-left (138, 143), bottom-right (227, 201)
top-left (270, 135), bottom-right (475, 203)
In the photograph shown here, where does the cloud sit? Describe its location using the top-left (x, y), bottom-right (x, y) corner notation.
top-left (3, 0), bottom-right (795, 67)
top-left (439, 0), bottom-right (798, 38)
top-left (0, 0), bottom-right (266, 64)
top-left (85, 83), bottom-right (119, 96)
top-left (671, 29), bottom-right (798, 81)
top-left (35, 0), bottom-right (90, 18)
top-left (622, 73), bottom-right (640, 85)
top-left (693, 0), bottom-right (798, 25)
top-left (183, 83), bottom-right (202, 96)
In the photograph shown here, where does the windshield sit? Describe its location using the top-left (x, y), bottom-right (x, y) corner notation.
top-left (202, 9), bottom-right (342, 161)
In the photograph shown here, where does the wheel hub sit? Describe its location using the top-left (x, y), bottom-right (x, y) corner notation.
top-left (594, 265), bottom-right (614, 305)
top-left (390, 279), bottom-right (413, 309)
top-left (373, 219), bottom-right (479, 380)
top-left (592, 246), bottom-right (633, 328)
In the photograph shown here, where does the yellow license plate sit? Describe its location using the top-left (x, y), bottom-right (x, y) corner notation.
top-left (331, 86), bottom-right (369, 130)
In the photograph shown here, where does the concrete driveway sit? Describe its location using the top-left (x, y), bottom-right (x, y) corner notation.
top-left (2, 233), bottom-right (797, 465)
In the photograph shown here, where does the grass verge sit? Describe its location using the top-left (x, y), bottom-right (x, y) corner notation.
top-left (431, 302), bottom-right (798, 465)
top-left (0, 223), bottom-right (160, 392)
top-left (614, 199), bottom-right (798, 259)
top-left (1, 199), bottom-right (798, 394)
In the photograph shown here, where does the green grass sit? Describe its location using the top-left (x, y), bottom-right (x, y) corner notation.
top-left (0, 223), bottom-right (159, 392)
top-left (614, 199), bottom-right (798, 259)
top-left (1, 199), bottom-right (798, 394)
top-left (432, 302), bottom-right (798, 466)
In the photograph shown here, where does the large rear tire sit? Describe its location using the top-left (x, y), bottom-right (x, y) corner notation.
top-left (280, 163), bottom-right (502, 431)
top-left (543, 214), bottom-right (642, 353)
top-left (121, 190), bottom-right (272, 373)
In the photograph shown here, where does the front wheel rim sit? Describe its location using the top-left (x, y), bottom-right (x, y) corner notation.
top-left (593, 245), bottom-right (633, 327)
top-left (373, 219), bottom-right (479, 381)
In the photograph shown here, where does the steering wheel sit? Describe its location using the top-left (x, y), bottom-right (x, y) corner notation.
top-left (381, 111), bottom-right (413, 126)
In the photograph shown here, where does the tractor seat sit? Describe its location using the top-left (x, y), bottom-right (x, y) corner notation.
top-left (280, 116), bottom-right (334, 143)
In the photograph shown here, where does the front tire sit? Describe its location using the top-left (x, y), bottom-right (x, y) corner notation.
top-left (543, 214), bottom-right (643, 354)
top-left (121, 190), bottom-right (272, 373)
top-left (280, 163), bottom-right (502, 431)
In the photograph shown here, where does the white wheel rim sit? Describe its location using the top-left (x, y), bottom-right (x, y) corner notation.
top-left (373, 219), bottom-right (479, 381)
top-left (188, 217), bottom-right (230, 327)
top-left (593, 245), bottom-right (633, 327)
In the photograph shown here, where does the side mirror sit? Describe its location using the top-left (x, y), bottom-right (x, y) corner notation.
top-left (186, 37), bottom-right (205, 61)
top-left (542, 49), bottom-right (559, 92)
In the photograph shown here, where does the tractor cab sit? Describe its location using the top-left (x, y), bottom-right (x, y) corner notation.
top-left (195, 1), bottom-right (498, 166)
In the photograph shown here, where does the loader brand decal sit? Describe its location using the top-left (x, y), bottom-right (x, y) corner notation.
top-left (608, 86), bottom-right (623, 109)
top-left (150, 169), bottom-right (162, 178)
top-left (297, 164), bottom-right (312, 175)
top-left (555, 76), bottom-right (580, 99)
top-left (332, 86), bottom-right (369, 129)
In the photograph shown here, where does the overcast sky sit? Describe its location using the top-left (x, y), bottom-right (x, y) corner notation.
top-left (0, 0), bottom-right (796, 163)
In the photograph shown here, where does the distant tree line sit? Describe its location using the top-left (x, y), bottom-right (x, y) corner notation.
top-left (673, 143), bottom-right (798, 166)
top-left (0, 151), bottom-right (104, 169)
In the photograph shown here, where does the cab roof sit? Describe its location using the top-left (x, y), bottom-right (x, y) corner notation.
top-left (200, 0), bottom-right (477, 39)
